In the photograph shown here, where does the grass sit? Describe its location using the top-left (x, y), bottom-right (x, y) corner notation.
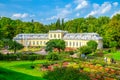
top-left (104, 51), bottom-right (120, 60)
top-left (0, 60), bottom-right (48, 80)
top-left (0, 67), bottom-right (44, 80)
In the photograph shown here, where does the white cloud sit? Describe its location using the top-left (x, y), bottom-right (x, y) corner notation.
top-left (113, 2), bottom-right (118, 7)
top-left (74, 0), bottom-right (88, 10)
top-left (101, 2), bottom-right (111, 14)
top-left (46, 16), bottom-right (57, 21)
top-left (93, 3), bottom-right (99, 9)
top-left (12, 13), bottom-right (29, 18)
top-left (65, 4), bottom-right (71, 8)
top-left (85, 2), bottom-right (112, 17)
top-left (46, 4), bottom-right (72, 21)
top-left (12, 13), bottom-right (35, 19)
top-left (111, 10), bottom-right (120, 18)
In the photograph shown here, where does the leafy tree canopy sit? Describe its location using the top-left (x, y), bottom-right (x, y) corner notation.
top-left (45, 39), bottom-right (65, 53)
top-left (79, 46), bottom-right (92, 55)
top-left (87, 40), bottom-right (98, 52)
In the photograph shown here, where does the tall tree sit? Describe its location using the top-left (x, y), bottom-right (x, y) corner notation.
top-left (45, 39), bottom-right (65, 53)
top-left (8, 40), bottom-right (24, 54)
top-left (56, 18), bottom-right (61, 29)
top-left (61, 18), bottom-right (65, 30)
top-left (87, 40), bottom-right (98, 52)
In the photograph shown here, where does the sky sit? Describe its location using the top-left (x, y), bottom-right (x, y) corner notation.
top-left (0, 0), bottom-right (120, 24)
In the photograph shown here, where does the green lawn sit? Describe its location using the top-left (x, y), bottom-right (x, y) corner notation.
top-left (104, 51), bottom-right (120, 60)
top-left (0, 67), bottom-right (44, 80)
top-left (0, 60), bottom-right (47, 80)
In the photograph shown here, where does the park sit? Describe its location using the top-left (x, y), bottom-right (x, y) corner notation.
top-left (0, 13), bottom-right (120, 80)
top-left (0, 38), bottom-right (120, 80)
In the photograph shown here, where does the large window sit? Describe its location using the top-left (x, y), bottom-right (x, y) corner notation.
top-left (69, 42), bottom-right (71, 46)
top-left (33, 41), bottom-right (35, 45)
top-left (44, 41), bottom-right (46, 44)
top-left (58, 34), bottom-right (60, 38)
top-left (76, 42), bottom-right (78, 47)
top-left (66, 42), bottom-right (68, 46)
top-left (37, 41), bottom-right (39, 45)
top-left (50, 34), bottom-right (52, 38)
top-left (73, 42), bottom-right (75, 47)
top-left (54, 34), bottom-right (56, 38)
top-left (29, 41), bottom-right (31, 45)
top-left (79, 42), bottom-right (81, 47)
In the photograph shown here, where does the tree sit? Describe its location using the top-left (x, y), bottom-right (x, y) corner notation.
top-left (45, 39), bottom-right (65, 53)
top-left (8, 40), bottom-right (24, 54)
top-left (56, 18), bottom-right (61, 29)
top-left (0, 40), bottom-right (3, 49)
top-left (61, 18), bottom-right (65, 30)
top-left (109, 41), bottom-right (118, 48)
top-left (78, 46), bottom-right (92, 55)
top-left (109, 41), bottom-right (118, 52)
top-left (87, 40), bottom-right (98, 52)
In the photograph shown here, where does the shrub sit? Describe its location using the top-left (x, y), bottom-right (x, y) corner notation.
top-left (68, 51), bottom-right (74, 55)
top-left (0, 53), bottom-right (4, 60)
top-left (94, 50), bottom-right (104, 57)
top-left (43, 67), bottom-right (90, 80)
top-left (46, 52), bottom-right (60, 61)
top-left (78, 46), bottom-right (92, 55)
top-left (0, 52), bottom-right (46, 61)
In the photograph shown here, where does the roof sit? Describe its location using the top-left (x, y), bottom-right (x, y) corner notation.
top-left (13, 33), bottom-right (48, 40)
top-left (63, 33), bottom-right (102, 40)
top-left (13, 30), bottom-right (102, 40)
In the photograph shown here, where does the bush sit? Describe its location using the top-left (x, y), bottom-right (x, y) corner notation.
top-left (0, 52), bottom-right (46, 61)
top-left (46, 52), bottom-right (60, 61)
top-left (68, 51), bottom-right (74, 55)
top-left (43, 67), bottom-right (90, 80)
top-left (79, 46), bottom-right (92, 55)
top-left (94, 50), bottom-right (104, 57)
top-left (0, 53), bottom-right (4, 60)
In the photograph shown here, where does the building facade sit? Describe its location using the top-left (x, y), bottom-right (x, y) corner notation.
top-left (13, 30), bottom-right (103, 49)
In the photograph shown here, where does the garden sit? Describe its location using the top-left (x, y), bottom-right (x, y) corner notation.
top-left (0, 39), bottom-right (120, 80)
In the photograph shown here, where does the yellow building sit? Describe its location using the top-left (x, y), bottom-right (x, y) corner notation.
top-left (13, 30), bottom-right (103, 49)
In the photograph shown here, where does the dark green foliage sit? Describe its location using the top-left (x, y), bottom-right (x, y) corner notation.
top-left (87, 40), bottom-right (98, 52)
top-left (79, 46), bottom-right (92, 55)
top-left (109, 41), bottom-right (118, 48)
top-left (56, 18), bottom-right (61, 29)
top-left (0, 53), bottom-right (46, 61)
top-left (68, 51), bottom-right (74, 55)
top-left (46, 52), bottom-right (59, 61)
top-left (8, 40), bottom-right (24, 54)
top-left (0, 39), bottom-right (24, 53)
top-left (45, 39), bottom-right (65, 53)
top-left (43, 67), bottom-right (90, 80)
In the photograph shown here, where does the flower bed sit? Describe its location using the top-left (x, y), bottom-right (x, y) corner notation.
top-left (40, 61), bottom-right (120, 80)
